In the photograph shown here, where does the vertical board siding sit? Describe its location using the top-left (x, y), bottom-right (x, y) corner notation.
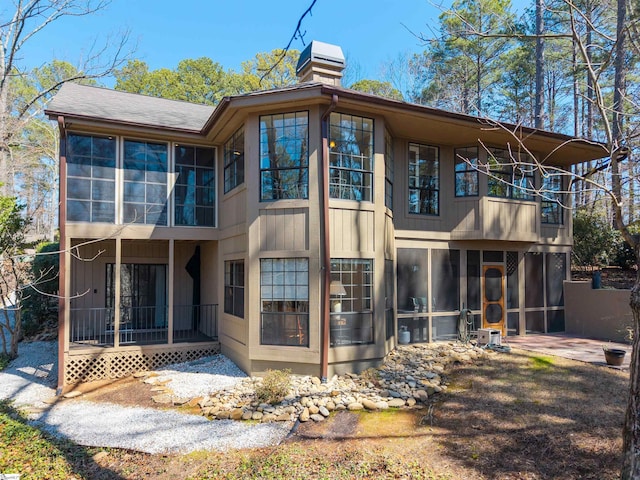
top-left (259, 208), bottom-right (309, 252)
top-left (329, 208), bottom-right (374, 253)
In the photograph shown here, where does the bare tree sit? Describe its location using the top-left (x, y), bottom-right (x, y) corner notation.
top-left (0, 0), bottom-right (131, 198)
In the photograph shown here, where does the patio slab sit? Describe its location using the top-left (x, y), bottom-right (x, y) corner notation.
top-left (504, 333), bottom-right (631, 369)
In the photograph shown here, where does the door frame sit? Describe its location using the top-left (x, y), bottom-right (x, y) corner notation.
top-left (482, 264), bottom-right (506, 336)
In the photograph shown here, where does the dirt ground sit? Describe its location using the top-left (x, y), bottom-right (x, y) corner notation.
top-left (67, 348), bottom-right (627, 479)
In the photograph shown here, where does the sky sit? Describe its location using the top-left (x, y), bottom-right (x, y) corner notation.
top-left (16, 0), bottom-right (460, 86)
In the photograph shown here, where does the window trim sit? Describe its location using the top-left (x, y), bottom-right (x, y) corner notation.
top-left (385, 130), bottom-right (394, 210)
top-left (121, 137), bottom-right (170, 226)
top-left (174, 144), bottom-right (216, 227)
top-left (260, 258), bottom-right (309, 347)
top-left (224, 127), bottom-right (245, 194)
top-left (541, 175), bottom-right (564, 224)
top-left (328, 112), bottom-right (374, 202)
top-left (408, 142), bottom-right (440, 216)
top-left (454, 146), bottom-right (479, 197)
top-left (224, 260), bottom-right (245, 318)
top-left (259, 111), bottom-right (309, 201)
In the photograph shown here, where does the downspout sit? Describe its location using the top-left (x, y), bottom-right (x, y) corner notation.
top-left (320, 94), bottom-right (338, 382)
top-left (56, 116), bottom-right (66, 392)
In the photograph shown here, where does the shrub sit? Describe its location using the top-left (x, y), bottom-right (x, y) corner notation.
top-left (572, 209), bottom-right (617, 268)
top-left (21, 241), bottom-right (59, 337)
top-left (255, 369), bottom-right (291, 404)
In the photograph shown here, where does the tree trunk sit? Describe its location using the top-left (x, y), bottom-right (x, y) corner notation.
top-left (622, 275), bottom-right (640, 478)
top-left (534, 0), bottom-right (545, 129)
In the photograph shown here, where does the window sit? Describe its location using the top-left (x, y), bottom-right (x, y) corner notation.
top-left (541, 175), bottom-right (563, 224)
top-left (487, 148), bottom-right (534, 200)
top-left (408, 143), bottom-right (439, 215)
top-left (224, 260), bottom-right (244, 318)
top-left (175, 145), bottom-right (216, 226)
top-left (328, 113), bottom-right (374, 201)
top-left (330, 259), bottom-right (374, 346)
top-left (66, 134), bottom-right (116, 223)
top-left (385, 259), bottom-right (394, 340)
top-left (260, 112), bottom-right (309, 200)
top-left (455, 147), bottom-right (479, 197)
top-left (224, 127), bottom-right (244, 193)
top-left (385, 130), bottom-right (394, 210)
top-left (122, 140), bottom-right (168, 225)
top-left (260, 259), bottom-right (309, 346)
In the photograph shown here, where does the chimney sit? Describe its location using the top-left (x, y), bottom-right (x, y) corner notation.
top-left (296, 41), bottom-right (346, 86)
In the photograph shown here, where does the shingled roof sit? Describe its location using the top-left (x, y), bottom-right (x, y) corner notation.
top-left (45, 83), bottom-right (215, 133)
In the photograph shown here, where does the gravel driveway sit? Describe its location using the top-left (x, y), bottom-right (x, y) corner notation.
top-left (0, 341), bottom-right (291, 454)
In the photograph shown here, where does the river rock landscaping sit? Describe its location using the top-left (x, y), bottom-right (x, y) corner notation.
top-left (139, 342), bottom-right (488, 423)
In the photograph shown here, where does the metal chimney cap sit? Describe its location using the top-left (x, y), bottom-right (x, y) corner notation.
top-left (296, 41), bottom-right (346, 75)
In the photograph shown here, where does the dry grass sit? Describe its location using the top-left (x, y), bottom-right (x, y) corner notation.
top-left (0, 348), bottom-right (628, 479)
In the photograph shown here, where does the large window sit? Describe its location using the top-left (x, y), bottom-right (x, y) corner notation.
top-left (328, 113), bottom-right (374, 201)
top-left (431, 249), bottom-right (460, 312)
top-left (174, 145), bottom-right (215, 226)
top-left (224, 260), bottom-right (244, 318)
top-left (66, 134), bottom-right (116, 223)
top-left (224, 127), bottom-right (244, 193)
top-left (455, 147), bottom-right (479, 197)
top-left (541, 175), bottom-right (563, 224)
top-left (408, 143), bottom-right (439, 215)
top-left (260, 258), bottom-right (309, 346)
top-left (330, 259), bottom-right (374, 346)
top-left (123, 140), bottom-right (168, 225)
top-left (487, 148), bottom-right (534, 200)
top-left (385, 130), bottom-right (394, 210)
top-left (260, 112), bottom-right (309, 200)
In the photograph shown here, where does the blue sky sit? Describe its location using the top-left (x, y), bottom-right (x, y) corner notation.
top-left (17, 0), bottom-right (455, 85)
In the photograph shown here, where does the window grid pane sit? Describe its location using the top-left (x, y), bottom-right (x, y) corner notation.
top-left (488, 148), bottom-right (535, 200)
top-left (385, 130), bottom-right (394, 210)
top-left (330, 258), bottom-right (374, 346)
top-left (455, 147), bottom-right (479, 197)
top-left (260, 112), bottom-right (309, 200)
top-left (123, 140), bottom-right (168, 225)
top-left (260, 258), bottom-right (309, 346)
top-left (224, 127), bottom-right (244, 193)
top-left (66, 134), bottom-right (116, 223)
top-left (408, 143), bottom-right (439, 215)
top-left (541, 175), bottom-right (563, 224)
top-left (174, 145), bottom-right (216, 226)
top-left (328, 113), bottom-right (374, 201)
top-left (224, 260), bottom-right (244, 318)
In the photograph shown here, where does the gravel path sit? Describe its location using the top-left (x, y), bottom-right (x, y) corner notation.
top-left (0, 341), bottom-right (292, 454)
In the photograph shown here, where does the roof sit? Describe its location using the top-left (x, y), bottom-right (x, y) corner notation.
top-left (45, 83), bottom-right (214, 133)
top-left (46, 81), bottom-right (607, 165)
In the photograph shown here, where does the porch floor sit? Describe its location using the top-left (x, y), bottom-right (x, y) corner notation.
top-left (505, 333), bottom-right (631, 368)
top-left (70, 330), bottom-right (216, 349)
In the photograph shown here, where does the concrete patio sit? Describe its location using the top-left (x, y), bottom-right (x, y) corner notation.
top-left (504, 333), bottom-right (631, 369)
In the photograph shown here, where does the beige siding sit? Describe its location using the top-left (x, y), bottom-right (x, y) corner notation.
top-left (220, 188), bottom-right (247, 230)
top-left (329, 207), bottom-right (375, 254)
top-left (450, 198), bottom-right (480, 233)
top-left (259, 208), bottom-right (309, 252)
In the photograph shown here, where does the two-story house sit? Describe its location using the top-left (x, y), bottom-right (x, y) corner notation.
top-left (46, 41), bottom-right (606, 389)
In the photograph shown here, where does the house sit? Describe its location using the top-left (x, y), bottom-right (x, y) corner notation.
top-left (46, 41), bottom-right (606, 388)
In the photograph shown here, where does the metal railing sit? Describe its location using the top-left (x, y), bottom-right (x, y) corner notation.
top-left (70, 304), bottom-right (218, 346)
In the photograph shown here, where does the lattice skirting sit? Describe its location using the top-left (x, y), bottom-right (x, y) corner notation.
top-left (64, 343), bottom-right (220, 384)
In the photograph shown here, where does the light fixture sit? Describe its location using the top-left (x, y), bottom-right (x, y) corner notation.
top-left (330, 279), bottom-right (347, 312)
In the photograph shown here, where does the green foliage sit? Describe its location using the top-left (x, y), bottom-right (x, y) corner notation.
top-left (611, 225), bottom-right (640, 270)
top-left (572, 209), bottom-right (617, 268)
top-left (0, 353), bottom-right (9, 371)
top-left (349, 79), bottom-right (404, 101)
top-left (21, 241), bottom-right (59, 337)
top-left (0, 400), bottom-right (102, 479)
top-left (240, 49), bottom-right (300, 90)
top-left (254, 369), bottom-right (291, 405)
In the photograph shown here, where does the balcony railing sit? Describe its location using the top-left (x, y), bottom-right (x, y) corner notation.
top-left (70, 304), bottom-right (218, 347)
